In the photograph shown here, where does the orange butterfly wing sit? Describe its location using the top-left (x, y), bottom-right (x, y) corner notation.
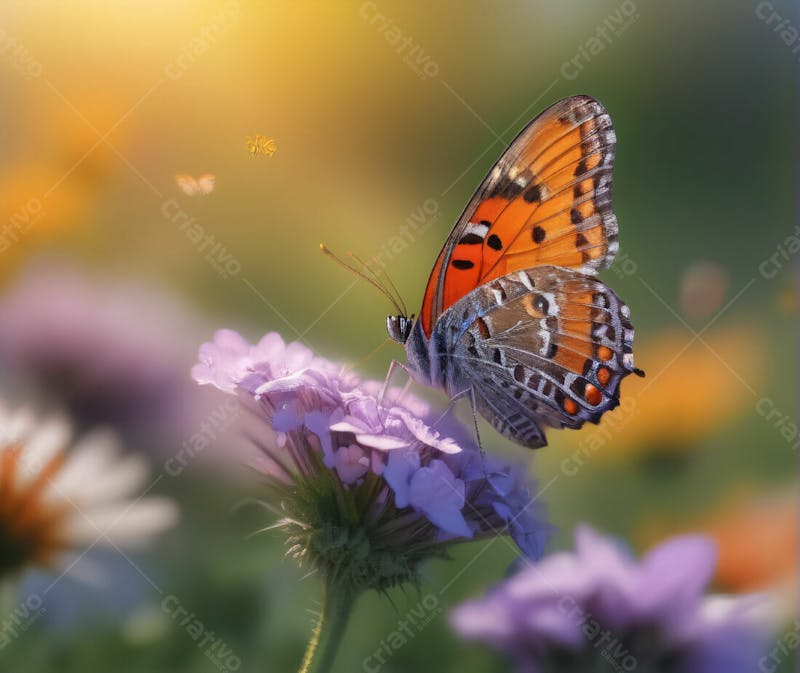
top-left (420, 95), bottom-right (618, 337)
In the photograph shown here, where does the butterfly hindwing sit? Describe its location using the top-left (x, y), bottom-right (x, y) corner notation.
top-left (421, 95), bottom-right (618, 337)
top-left (442, 266), bottom-right (636, 448)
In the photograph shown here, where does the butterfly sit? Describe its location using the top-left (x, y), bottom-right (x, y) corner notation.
top-left (385, 95), bottom-right (643, 449)
top-left (245, 135), bottom-right (277, 157)
top-left (175, 173), bottom-right (216, 196)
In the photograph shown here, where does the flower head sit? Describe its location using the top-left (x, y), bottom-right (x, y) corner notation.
top-left (193, 329), bottom-right (550, 594)
top-left (0, 261), bottom-right (208, 451)
top-left (0, 405), bottom-right (178, 579)
top-left (450, 525), bottom-right (768, 673)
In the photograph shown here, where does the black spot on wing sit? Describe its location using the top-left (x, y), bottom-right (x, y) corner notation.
top-left (487, 234), bottom-right (503, 250)
top-left (490, 177), bottom-right (525, 199)
top-left (523, 184), bottom-right (541, 203)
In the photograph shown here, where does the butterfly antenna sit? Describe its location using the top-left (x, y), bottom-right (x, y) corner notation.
top-left (320, 244), bottom-right (405, 315)
top-left (347, 251), bottom-right (408, 317)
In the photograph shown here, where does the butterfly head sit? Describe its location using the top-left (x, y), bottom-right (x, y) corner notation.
top-left (386, 314), bottom-right (414, 344)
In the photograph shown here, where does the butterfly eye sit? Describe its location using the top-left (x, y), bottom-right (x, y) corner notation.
top-left (386, 315), bottom-right (411, 344)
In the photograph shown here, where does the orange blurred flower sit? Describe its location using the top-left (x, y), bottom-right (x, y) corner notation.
top-left (639, 485), bottom-right (798, 610)
top-left (553, 324), bottom-right (764, 460)
top-left (0, 164), bottom-right (91, 281)
top-left (0, 92), bottom-right (129, 281)
top-left (705, 487), bottom-right (798, 593)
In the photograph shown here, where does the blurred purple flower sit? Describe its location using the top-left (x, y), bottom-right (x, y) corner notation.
top-left (193, 328), bottom-right (550, 590)
top-left (450, 525), bottom-right (769, 673)
top-left (0, 261), bottom-right (210, 452)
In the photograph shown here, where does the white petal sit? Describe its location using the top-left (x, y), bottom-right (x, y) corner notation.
top-left (62, 454), bottom-right (149, 507)
top-left (0, 406), bottom-right (35, 445)
top-left (50, 429), bottom-right (130, 501)
top-left (16, 416), bottom-right (70, 487)
top-left (63, 497), bottom-right (179, 547)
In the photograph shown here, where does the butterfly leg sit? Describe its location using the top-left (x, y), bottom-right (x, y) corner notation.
top-left (446, 386), bottom-right (483, 448)
top-left (379, 359), bottom-right (415, 405)
top-left (380, 362), bottom-right (482, 451)
top-left (381, 366), bottom-right (495, 479)
top-left (444, 386), bottom-right (503, 480)
top-left (398, 376), bottom-right (414, 403)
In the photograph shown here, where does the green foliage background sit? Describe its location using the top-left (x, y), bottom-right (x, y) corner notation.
top-left (0, 1), bottom-right (795, 671)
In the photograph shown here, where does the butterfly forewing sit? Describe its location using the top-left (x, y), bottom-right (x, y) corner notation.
top-left (421, 95), bottom-right (618, 337)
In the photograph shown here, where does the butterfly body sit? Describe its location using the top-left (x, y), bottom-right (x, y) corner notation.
top-left (386, 95), bottom-right (642, 449)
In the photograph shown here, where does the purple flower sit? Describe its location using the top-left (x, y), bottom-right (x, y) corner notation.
top-left (450, 525), bottom-right (769, 673)
top-left (0, 261), bottom-right (211, 453)
top-left (193, 328), bottom-right (550, 591)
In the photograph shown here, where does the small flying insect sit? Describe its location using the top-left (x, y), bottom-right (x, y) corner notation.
top-left (175, 173), bottom-right (216, 196)
top-left (245, 135), bottom-right (277, 157)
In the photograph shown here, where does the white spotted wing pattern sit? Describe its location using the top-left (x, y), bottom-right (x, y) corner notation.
top-left (435, 268), bottom-right (636, 447)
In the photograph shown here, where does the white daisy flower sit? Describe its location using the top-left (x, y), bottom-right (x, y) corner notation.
top-left (0, 405), bottom-right (178, 579)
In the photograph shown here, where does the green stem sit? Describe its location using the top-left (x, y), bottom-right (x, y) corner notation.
top-left (297, 580), bottom-right (358, 673)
